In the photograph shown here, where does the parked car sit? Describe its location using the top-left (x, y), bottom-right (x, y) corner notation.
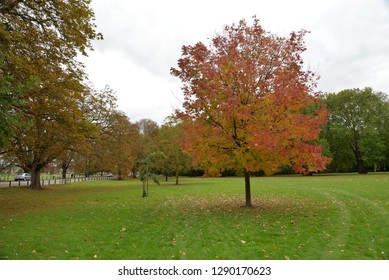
top-left (14, 173), bottom-right (31, 181)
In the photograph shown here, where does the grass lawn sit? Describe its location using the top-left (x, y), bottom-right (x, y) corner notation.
top-left (0, 174), bottom-right (388, 260)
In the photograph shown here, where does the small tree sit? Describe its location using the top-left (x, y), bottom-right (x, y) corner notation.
top-left (130, 119), bottom-right (159, 178)
top-left (139, 152), bottom-right (163, 197)
top-left (171, 17), bottom-right (330, 207)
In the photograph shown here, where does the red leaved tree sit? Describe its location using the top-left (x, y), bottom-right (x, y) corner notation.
top-left (171, 17), bottom-right (331, 207)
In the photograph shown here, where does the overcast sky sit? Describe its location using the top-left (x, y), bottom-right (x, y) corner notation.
top-left (80, 0), bottom-right (389, 124)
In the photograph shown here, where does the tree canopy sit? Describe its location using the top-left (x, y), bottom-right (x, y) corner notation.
top-left (153, 117), bottom-right (192, 185)
top-left (322, 88), bottom-right (389, 173)
top-left (171, 17), bottom-right (330, 207)
top-left (0, 0), bottom-right (102, 189)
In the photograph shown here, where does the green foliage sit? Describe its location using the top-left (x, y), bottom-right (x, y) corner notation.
top-left (152, 117), bottom-right (192, 184)
top-left (0, 53), bottom-right (36, 148)
top-left (322, 88), bottom-right (389, 173)
top-left (138, 152), bottom-right (163, 196)
top-left (1, 175), bottom-right (389, 260)
top-left (130, 119), bottom-right (160, 178)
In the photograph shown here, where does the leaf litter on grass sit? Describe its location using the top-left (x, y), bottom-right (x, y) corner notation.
top-left (146, 193), bottom-right (331, 259)
top-left (165, 193), bottom-right (322, 214)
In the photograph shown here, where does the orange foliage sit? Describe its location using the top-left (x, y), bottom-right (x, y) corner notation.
top-left (171, 17), bottom-right (330, 175)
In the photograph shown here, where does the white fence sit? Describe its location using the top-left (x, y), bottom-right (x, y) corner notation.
top-left (0, 175), bottom-right (115, 188)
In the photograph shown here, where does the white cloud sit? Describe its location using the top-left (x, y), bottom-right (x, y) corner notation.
top-left (81, 0), bottom-right (389, 123)
top-left (302, 0), bottom-right (389, 93)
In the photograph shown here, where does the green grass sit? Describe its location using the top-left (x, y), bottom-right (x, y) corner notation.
top-left (1, 174), bottom-right (388, 260)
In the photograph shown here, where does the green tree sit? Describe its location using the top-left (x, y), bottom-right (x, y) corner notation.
top-left (0, 52), bottom-right (36, 149)
top-left (156, 117), bottom-right (191, 185)
top-left (0, 61), bottom-right (19, 148)
top-left (323, 88), bottom-right (388, 173)
top-left (131, 119), bottom-right (159, 178)
top-left (138, 152), bottom-right (163, 197)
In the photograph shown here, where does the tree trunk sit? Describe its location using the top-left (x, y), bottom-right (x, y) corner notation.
top-left (29, 165), bottom-right (43, 190)
top-left (131, 167), bottom-right (137, 178)
top-left (175, 170), bottom-right (179, 185)
top-left (61, 165), bottom-right (68, 179)
top-left (117, 169), bottom-right (123, 180)
top-left (356, 158), bottom-right (367, 174)
top-left (61, 158), bottom-right (71, 179)
top-left (244, 170), bottom-right (252, 207)
top-left (353, 147), bottom-right (367, 174)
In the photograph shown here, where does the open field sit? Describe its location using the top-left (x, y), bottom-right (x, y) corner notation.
top-left (0, 174), bottom-right (388, 260)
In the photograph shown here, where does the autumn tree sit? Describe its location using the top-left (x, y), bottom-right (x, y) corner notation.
top-left (55, 86), bottom-right (111, 179)
top-left (4, 83), bottom-right (100, 188)
top-left (171, 17), bottom-right (330, 207)
top-left (57, 150), bottom-right (76, 179)
top-left (0, 0), bottom-right (101, 189)
top-left (322, 88), bottom-right (389, 173)
top-left (69, 86), bottom-right (120, 177)
top-left (96, 110), bottom-right (137, 180)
